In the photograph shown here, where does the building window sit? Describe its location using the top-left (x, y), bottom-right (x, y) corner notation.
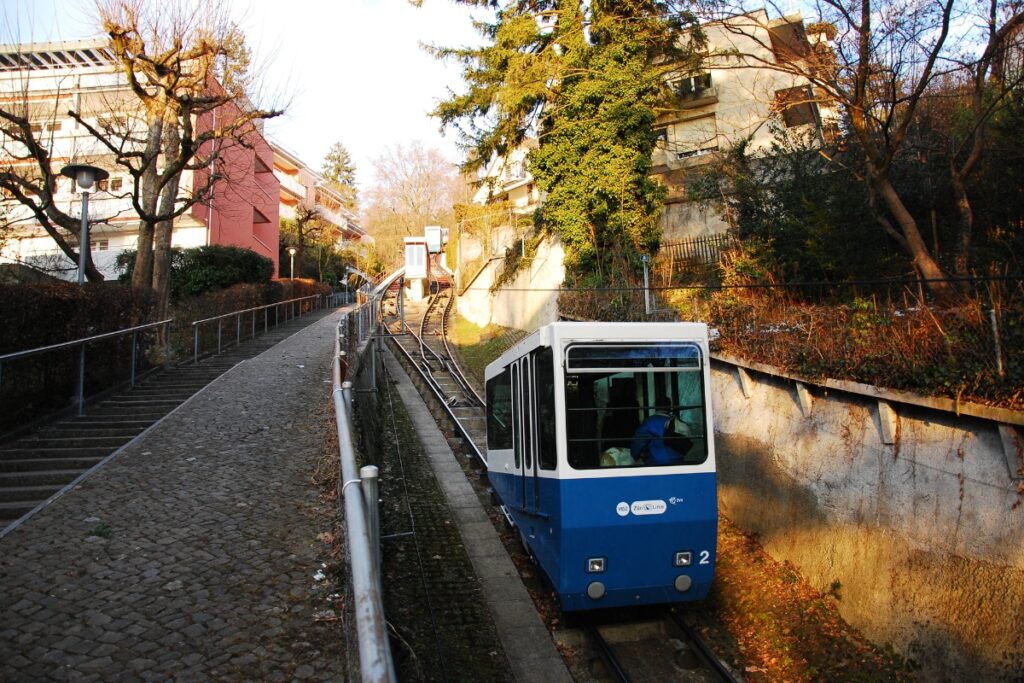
top-left (29, 122), bottom-right (43, 134)
top-left (110, 177), bottom-right (123, 191)
top-left (253, 208), bottom-right (270, 224)
top-left (254, 155), bottom-right (272, 173)
top-left (775, 86), bottom-right (818, 128)
top-left (92, 239), bottom-right (109, 251)
top-left (45, 121), bottom-right (62, 132)
top-left (674, 72), bottom-right (712, 98)
top-left (671, 115), bottom-right (718, 159)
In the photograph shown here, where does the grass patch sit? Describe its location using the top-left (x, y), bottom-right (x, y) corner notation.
top-left (447, 315), bottom-right (527, 387)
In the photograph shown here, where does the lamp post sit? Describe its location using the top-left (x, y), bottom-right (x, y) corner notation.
top-left (61, 164), bottom-right (109, 284)
top-left (288, 246), bottom-right (297, 280)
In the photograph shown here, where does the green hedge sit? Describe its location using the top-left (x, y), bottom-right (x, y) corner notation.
top-left (0, 283), bottom-right (160, 434)
top-left (116, 245), bottom-right (275, 301)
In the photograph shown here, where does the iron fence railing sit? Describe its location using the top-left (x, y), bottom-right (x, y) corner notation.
top-left (659, 233), bottom-right (736, 266)
top-left (333, 293), bottom-right (396, 682)
top-left (0, 319), bottom-right (172, 421)
top-left (191, 293), bottom-right (335, 362)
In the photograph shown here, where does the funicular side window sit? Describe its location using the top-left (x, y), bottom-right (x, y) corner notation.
top-left (564, 343), bottom-right (708, 469)
top-left (486, 368), bottom-right (513, 450)
top-left (535, 347), bottom-right (556, 470)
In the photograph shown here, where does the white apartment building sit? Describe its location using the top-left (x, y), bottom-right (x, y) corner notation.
top-left (0, 40), bottom-right (281, 280)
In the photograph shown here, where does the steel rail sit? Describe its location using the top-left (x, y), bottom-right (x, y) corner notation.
top-left (438, 286), bottom-right (484, 407)
top-left (584, 624), bottom-right (630, 683)
top-left (380, 298), bottom-right (486, 467)
top-left (190, 293), bottom-right (326, 362)
top-left (666, 612), bottom-right (739, 683)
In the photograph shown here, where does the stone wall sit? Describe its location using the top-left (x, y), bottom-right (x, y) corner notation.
top-left (711, 357), bottom-right (1024, 681)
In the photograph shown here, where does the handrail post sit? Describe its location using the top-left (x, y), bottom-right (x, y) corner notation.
top-left (194, 324), bottom-right (200, 364)
top-left (361, 465), bottom-right (381, 572)
top-left (264, 308), bottom-right (268, 334)
top-left (77, 344), bottom-right (86, 417)
top-left (217, 321), bottom-right (222, 355)
top-left (252, 310), bottom-right (256, 340)
top-left (236, 313), bottom-right (241, 346)
top-left (130, 331), bottom-right (137, 388)
top-left (164, 321), bottom-right (171, 368)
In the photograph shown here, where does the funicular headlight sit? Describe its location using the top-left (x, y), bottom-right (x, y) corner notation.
top-left (673, 551), bottom-right (692, 567)
top-left (586, 557), bottom-right (607, 573)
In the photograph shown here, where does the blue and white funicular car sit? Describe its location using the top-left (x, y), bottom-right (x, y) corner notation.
top-left (485, 321), bottom-right (716, 611)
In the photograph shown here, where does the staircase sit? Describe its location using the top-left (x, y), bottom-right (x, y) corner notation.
top-left (0, 310), bottom-right (332, 534)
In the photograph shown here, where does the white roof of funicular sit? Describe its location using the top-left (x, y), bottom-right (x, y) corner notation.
top-left (0, 40), bottom-right (116, 72)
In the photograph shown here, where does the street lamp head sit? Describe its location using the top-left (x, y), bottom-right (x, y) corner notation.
top-left (287, 247), bottom-right (297, 256)
top-left (60, 164), bottom-right (109, 192)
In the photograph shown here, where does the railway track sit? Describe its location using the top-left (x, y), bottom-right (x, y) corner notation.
top-left (582, 610), bottom-right (739, 682)
top-left (376, 275), bottom-right (741, 682)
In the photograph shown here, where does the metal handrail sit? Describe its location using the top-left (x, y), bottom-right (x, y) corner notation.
top-left (191, 294), bottom-right (324, 363)
top-left (0, 319), bottom-right (173, 417)
top-left (333, 302), bottom-right (396, 682)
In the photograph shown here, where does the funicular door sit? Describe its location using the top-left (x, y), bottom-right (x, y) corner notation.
top-left (511, 356), bottom-right (539, 513)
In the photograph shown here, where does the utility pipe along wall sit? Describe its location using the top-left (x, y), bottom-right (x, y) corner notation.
top-left (710, 358), bottom-right (1023, 681)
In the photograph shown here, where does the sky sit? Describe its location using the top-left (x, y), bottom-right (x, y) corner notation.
top-left (1, 0), bottom-right (487, 191)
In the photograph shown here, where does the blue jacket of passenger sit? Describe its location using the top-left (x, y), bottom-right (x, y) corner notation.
top-left (630, 413), bottom-right (682, 466)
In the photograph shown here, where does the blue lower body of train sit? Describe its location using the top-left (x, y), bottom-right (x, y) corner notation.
top-left (491, 470), bottom-right (717, 611)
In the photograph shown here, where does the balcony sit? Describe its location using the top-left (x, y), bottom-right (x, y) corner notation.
top-left (277, 172), bottom-right (306, 200)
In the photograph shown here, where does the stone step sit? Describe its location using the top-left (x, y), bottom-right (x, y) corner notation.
top-left (44, 424), bottom-right (147, 438)
top-left (0, 447), bottom-right (109, 465)
top-left (17, 435), bottom-right (132, 450)
top-left (81, 408), bottom-right (170, 419)
top-left (0, 456), bottom-right (104, 473)
top-left (0, 500), bottom-right (38, 521)
top-left (0, 484), bottom-right (62, 503)
top-left (0, 469), bottom-right (84, 488)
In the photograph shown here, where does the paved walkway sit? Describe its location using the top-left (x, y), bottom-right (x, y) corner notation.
top-left (0, 310), bottom-right (346, 681)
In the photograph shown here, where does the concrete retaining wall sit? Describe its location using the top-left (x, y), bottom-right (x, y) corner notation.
top-left (711, 357), bottom-right (1024, 681)
top-left (457, 237), bottom-right (564, 332)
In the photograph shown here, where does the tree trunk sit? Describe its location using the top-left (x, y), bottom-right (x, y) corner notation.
top-left (131, 110), bottom-right (165, 289)
top-left (951, 168), bottom-right (973, 279)
top-left (151, 123), bottom-right (183, 321)
top-left (873, 174), bottom-right (957, 302)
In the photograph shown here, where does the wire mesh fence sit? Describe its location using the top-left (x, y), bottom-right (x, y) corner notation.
top-left (556, 275), bottom-right (1023, 410)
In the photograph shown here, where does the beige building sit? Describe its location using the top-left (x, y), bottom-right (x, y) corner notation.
top-left (271, 142), bottom-right (369, 249)
top-left (653, 10), bottom-right (837, 239)
top-left (470, 10), bottom-right (835, 241)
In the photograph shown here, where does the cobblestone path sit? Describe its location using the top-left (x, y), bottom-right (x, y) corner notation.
top-left (0, 311), bottom-right (346, 681)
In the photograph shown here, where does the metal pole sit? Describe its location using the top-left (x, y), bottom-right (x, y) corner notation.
top-left (361, 465), bottom-right (381, 572)
top-left (77, 344), bottom-right (86, 416)
top-left (989, 308), bottom-right (1006, 377)
top-left (264, 308), bottom-right (268, 334)
top-left (217, 322), bottom-right (222, 355)
top-left (130, 331), bottom-right (137, 388)
top-left (252, 310), bottom-right (256, 339)
top-left (77, 192), bottom-right (89, 285)
top-left (164, 321), bottom-right (171, 368)
top-left (236, 313), bottom-right (241, 346)
top-left (194, 325), bottom-right (199, 363)
top-left (642, 254), bottom-right (651, 315)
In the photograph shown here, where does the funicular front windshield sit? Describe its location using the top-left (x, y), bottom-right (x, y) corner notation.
top-left (564, 343), bottom-right (708, 470)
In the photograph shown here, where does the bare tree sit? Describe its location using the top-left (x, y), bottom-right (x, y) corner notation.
top-left (0, 0), bottom-right (282, 318)
top-left (91, 0), bottom-right (282, 316)
top-left (703, 0), bottom-right (1024, 299)
top-left (362, 140), bottom-right (463, 270)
